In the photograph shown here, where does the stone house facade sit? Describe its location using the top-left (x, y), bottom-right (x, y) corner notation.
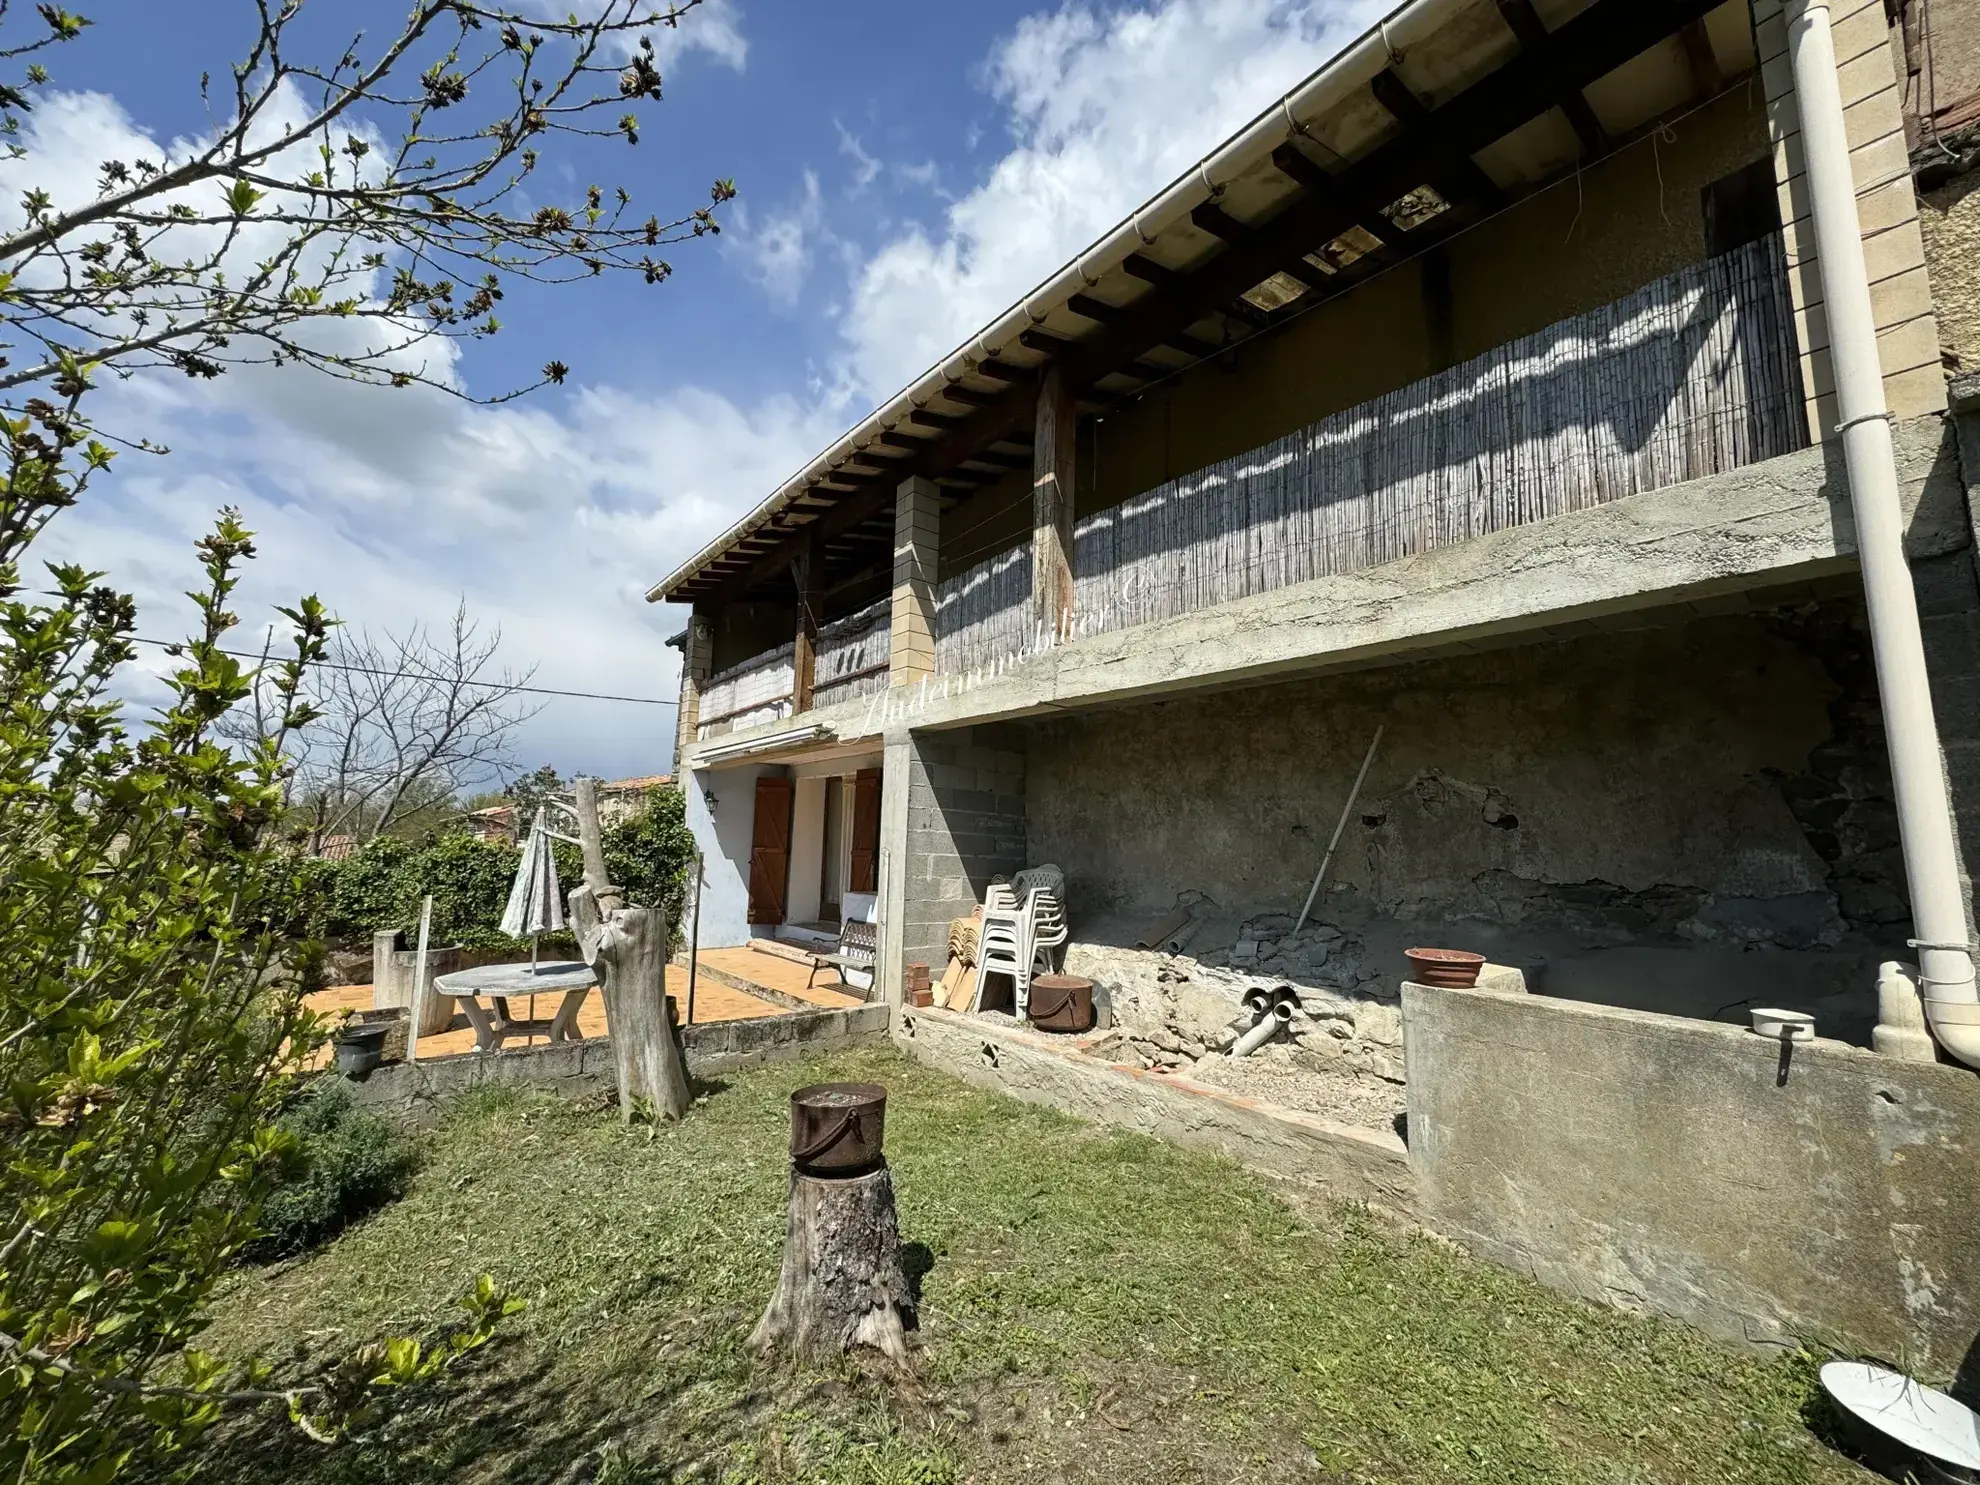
top-left (653, 0), bottom-right (1980, 1370)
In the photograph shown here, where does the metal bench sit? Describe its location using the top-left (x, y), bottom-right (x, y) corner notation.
top-left (807, 919), bottom-right (877, 995)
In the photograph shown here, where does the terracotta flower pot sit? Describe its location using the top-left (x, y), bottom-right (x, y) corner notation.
top-left (1404, 947), bottom-right (1486, 988)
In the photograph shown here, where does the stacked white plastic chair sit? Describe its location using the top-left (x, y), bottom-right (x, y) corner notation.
top-left (975, 864), bottom-right (1067, 1017)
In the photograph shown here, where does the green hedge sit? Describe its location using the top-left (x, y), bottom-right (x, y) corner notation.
top-left (294, 786), bottom-right (696, 950)
top-left (249, 1078), bottom-right (418, 1258)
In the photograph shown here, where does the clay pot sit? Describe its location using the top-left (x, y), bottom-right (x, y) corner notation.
top-left (1027, 974), bottom-right (1095, 1033)
top-left (1404, 947), bottom-right (1486, 988)
top-left (789, 1082), bottom-right (888, 1176)
top-left (332, 1022), bottom-right (390, 1078)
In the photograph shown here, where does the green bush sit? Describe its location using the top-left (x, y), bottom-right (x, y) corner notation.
top-left (298, 785), bottom-right (696, 952)
top-left (603, 786), bottom-right (696, 925)
top-left (251, 1079), bottom-right (418, 1259)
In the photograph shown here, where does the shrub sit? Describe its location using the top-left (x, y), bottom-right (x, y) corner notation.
top-left (602, 786), bottom-right (696, 926)
top-left (304, 786), bottom-right (696, 952)
top-left (251, 1080), bottom-right (418, 1259)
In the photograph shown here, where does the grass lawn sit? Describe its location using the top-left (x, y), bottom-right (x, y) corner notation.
top-left (180, 1045), bottom-right (1871, 1485)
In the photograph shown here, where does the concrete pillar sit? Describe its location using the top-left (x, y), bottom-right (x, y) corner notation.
top-left (1755, 0), bottom-right (1946, 435)
top-left (875, 733), bottom-right (914, 1006)
top-left (792, 530), bottom-right (824, 712)
top-left (673, 608), bottom-right (713, 774)
top-left (1033, 364), bottom-right (1076, 636)
top-left (891, 475), bottom-right (938, 685)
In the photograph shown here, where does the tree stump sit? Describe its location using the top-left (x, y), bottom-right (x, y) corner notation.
top-left (750, 1163), bottom-right (915, 1365)
top-left (569, 776), bottom-right (692, 1124)
top-left (571, 885), bottom-right (692, 1122)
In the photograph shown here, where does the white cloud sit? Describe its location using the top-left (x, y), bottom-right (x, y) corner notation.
top-left (14, 86), bottom-right (834, 783)
top-left (837, 123), bottom-right (881, 193)
top-left (638, 0), bottom-right (749, 72)
top-left (841, 0), bottom-right (1386, 398)
top-left (23, 0), bottom-right (1392, 784)
top-left (729, 169), bottom-right (828, 305)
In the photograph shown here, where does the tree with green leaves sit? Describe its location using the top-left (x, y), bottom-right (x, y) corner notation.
top-left (0, 1), bottom-right (730, 1476)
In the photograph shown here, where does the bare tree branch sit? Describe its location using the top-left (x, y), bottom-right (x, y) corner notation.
top-left (0, 0), bottom-right (735, 409)
top-left (232, 601), bottom-right (544, 846)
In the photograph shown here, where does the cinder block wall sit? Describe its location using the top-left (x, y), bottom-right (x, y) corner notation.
top-left (896, 724), bottom-right (1028, 975)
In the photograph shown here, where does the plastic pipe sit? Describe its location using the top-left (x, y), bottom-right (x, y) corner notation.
top-left (1229, 1000), bottom-right (1296, 1058)
top-left (1787, 0), bottom-right (1980, 1067)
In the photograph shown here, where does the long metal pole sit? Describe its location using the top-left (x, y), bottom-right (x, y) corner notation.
top-left (1294, 726), bottom-right (1383, 936)
top-left (686, 850), bottom-right (704, 1027)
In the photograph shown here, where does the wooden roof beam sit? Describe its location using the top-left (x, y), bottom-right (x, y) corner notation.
top-left (1269, 144), bottom-right (1399, 246)
top-left (1677, 17), bottom-right (1722, 98)
top-left (936, 383), bottom-right (999, 408)
top-left (1369, 68), bottom-right (1506, 209)
top-left (1492, 0), bottom-right (1609, 156)
top-left (1058, 0), bottom-right (1722, 395)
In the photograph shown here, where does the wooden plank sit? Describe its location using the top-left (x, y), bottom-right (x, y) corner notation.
top-left (848, 768), bottom-right (881, 894)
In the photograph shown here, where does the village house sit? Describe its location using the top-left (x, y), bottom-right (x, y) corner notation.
top-left (654, 0), bottom-right (1980, 1368)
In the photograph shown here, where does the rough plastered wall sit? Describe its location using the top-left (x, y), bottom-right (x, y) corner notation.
top-left (1406, 982), bottom-right (1980, 1371)
top-left (1919, 165), bottom-right (1980, 373)
top-left (1026, 602), bottom-right (1912, 1015)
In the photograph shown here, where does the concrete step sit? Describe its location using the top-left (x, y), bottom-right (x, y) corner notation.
top-left (750, 937), bottom-right (822, 967)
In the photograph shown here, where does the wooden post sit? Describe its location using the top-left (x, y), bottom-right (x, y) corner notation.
top-left (751, 1164), bottom-right (914, 1365)
top-left (406, 894), bottom-right (434, 1063)
top-left (792, 529), bottom-right (824, 713)
top-left (1033, 364), bottom-right (1076, 637)
top-left (571, 777), bottom-right (690, 1122)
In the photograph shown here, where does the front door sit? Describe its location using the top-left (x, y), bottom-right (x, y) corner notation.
top-left (748, 775), bottom-right (794, 926)
top-left (848, 767), bottom-right (881, 895)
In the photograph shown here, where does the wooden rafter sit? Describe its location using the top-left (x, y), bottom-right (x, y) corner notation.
top-left (1493, 0), bottom-right (1610, 155)
top-left (676, 0), bottom-right (1724, 604)
top-left (1368, 68), bottom-right (1506, 209)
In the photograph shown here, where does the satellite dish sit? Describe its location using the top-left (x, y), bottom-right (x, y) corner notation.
top-left (1820, 1361), bottom-right (1980, 1478)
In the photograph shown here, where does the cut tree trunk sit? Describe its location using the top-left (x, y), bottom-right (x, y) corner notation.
top-left (569, 776), bottom-right (691, 1122)
top-left (570, 878), bottom-right (691, 1122)
top-left (751, 1164), bottom-right (914, 1365)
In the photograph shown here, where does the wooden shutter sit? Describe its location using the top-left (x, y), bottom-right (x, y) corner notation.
top-left (747, 776), bottom-right (794, 926)
top-left (848, 768), bottom-right (881, 894)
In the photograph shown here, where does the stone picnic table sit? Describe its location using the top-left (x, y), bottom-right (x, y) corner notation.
top-left (434, 960), bottom-right (596, 1052)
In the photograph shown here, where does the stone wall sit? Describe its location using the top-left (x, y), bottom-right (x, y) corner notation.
top-left (896, 724), bottom-right (1028, 974)
top-left (895, 1006), bottom-right (1414, 1214)
top-left (1028, 603), bottom-right (1893, 942)
top-left (346, 1002), bottom-right (892, 1123)
top-left (1405, 982), bottom-right (1980, 1373)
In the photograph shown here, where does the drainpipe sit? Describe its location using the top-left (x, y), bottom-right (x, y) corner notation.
top-left (1787, 0), bottom-right (1980, 1065)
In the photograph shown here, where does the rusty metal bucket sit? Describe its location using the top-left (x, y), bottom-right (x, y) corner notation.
top-left (789, 1082), bottom-right (887, 1176)
top-left (1027, 974), bottom-right (1095, 1033)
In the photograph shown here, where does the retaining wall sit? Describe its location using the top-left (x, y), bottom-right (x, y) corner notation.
top-left (1404, 981), bottom-right (1980, 1372)
top-left (345, 1003), bottom-right (891, 1124)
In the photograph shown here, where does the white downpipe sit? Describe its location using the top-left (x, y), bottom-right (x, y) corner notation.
top-left (1230, 1000), bottom-right (1296, 1058)
top-left (1788, 0), bottom-right (1980, 1066)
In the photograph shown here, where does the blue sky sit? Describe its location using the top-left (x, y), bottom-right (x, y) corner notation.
top-left (34, 0), bottom-right (1384, 784)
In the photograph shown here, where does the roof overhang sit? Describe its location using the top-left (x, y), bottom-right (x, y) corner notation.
top-left (649, 0), bottom-right (1754, 607)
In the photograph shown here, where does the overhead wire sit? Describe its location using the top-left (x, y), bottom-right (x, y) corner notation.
top-left (125, 635), bottom-right (678, 706)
